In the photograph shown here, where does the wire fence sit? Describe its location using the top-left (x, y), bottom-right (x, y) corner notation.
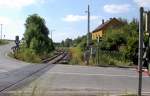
top-left (92, 49), bottom-right (132, 67)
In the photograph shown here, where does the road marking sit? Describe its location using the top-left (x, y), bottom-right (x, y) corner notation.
top-left (49, 72), bottom-right (149, 78)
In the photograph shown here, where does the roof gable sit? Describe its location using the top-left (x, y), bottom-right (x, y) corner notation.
top-left (92, 18), bottom-right (121, 33)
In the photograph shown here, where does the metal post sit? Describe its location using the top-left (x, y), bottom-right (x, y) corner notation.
top-left (87, 4), bottom-right (90, 47)
top-left (51, 31), bottom-right (52, 40)
top-left (148, 11), bottom-right (150, 72)
top-left (138, 7), bottom-right (144, 96)
top-left (145, 11), bottom-right (150, 72)
top-left (0, 24), bottom-right (2, 40)
top-left (50, 29), bottom-right (55, 40)
top-left (97, 37), bottom-right (100, 64)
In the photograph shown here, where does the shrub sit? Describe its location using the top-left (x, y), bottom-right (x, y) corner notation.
top-left (14, 48), bottom-right (41, 63)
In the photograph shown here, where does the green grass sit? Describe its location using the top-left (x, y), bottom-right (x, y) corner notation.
top-left (0, 40), bottom-right (8, 45)
top-left (95, 50), bottom-right (133, 67)
top-left (68, 47), bottom-right (133, 67)
top-left (69, 47), bottom-right (84, 65)
top-left (10, 45), bottom-right (56, 63)
top-left (11, 48), bottom-right (41, 63)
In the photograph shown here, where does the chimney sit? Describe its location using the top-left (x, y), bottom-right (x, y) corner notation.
top-left (102, 19), bottom-right (104, 24)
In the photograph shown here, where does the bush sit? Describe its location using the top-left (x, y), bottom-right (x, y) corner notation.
top-left (24, 14), bottom-right (54, 54)
top-left (100, 28), bottom-right (127, 51)
top-left (97, 50), bottom-right (132, 67)
top-left (98, 19), bottom-right (139, 65)
top-left (12, 14), bottom-right (55, 63)
top-left (14, 48), bottom-right (41, 63)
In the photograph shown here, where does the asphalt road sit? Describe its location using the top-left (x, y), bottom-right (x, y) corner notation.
top-left (0, 43), bottom-right (55, 96)
top-left (0, 43), bottom-right (150, 96)
top-left (0, 43), bottom-right (27, 72)
top-left (12, 65), bottom-right (150, 96)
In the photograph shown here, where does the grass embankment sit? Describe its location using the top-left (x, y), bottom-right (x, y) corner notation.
top-left (10, 46), bottom-right (55, 63)
top-left (0, 40), bottom-right (8, 45)
top-left (10, 49), bottom-right (41, 63)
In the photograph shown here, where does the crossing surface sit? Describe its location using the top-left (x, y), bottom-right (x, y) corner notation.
top-left (0, 43), bottom-right (150, 96)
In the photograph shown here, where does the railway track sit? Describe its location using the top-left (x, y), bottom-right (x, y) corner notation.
top-left (0, 51), bottom-right (68, 95)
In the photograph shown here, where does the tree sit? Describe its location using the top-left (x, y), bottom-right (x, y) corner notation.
top-left (118, 19), bottom-right (139, 64)
top-left (24, 14), bottom-right (54, 54)
top-left (64, 38), bottom-right (73, 47)
top-left (118, 17), bottom-right (128, 25)
top-left (100, 29), bottom-right (127, 51)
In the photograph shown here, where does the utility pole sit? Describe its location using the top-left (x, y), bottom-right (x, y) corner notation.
top-left (0, 24), bottom-right (2, 40)
top-left (51, 31), bottom-right (52, 40)
top-left (87, 4), bottom-right (90, 48)
top-left (138, 7), bottom-right (144, 96)
top-left (50, 29), bottom-right (55, 40)
top-left (97, 37), bottom-right (100, 64)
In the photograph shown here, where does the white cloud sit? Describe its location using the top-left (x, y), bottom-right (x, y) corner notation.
top-left (104, 4), bottom-right (130, 14)
top-left (0, 16), bottom-right (24, 40)
top-left (62, 15), bottom-right (99, 22)
top-left (134, 0), bottom-right (150, 7)
top-left (0, 0), bottom-right (45, 9)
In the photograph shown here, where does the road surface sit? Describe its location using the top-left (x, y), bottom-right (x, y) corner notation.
top-left (0, 43), bottom-right (150, 96)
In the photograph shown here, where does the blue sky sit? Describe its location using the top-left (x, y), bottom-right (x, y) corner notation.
top-left (0, 0), bottom-right (150, 42)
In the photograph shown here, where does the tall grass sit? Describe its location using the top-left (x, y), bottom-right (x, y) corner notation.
top-left (69, 47), bottom-right (84, 65)
top-left (12, 48), bottom-right (41, 63)
top-left (96, 50), bottom-right (132, 67)
top-left (10, 43), bottom-right (57, 63)
top-left (69, 47), bottom-right (132, 67)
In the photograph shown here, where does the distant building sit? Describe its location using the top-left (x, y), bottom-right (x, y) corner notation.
top-left (92, 18), bottom-right (122, 40)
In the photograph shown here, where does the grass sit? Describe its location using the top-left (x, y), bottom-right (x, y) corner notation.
top-left (10, 45), bottom-right (55, 63)
top-left (68, 47), bottom-right (133, 68)
top-left (0, 40), bottom-right (9, 45)
top-left (69, 47), bottom-right (84, 65)
top-left (10, 48), bottom-right (42, 63)
top-left (96, 50), bottom-right (133, 67)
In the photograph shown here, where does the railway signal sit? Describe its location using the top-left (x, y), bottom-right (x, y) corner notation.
top-left (15, 36), bottom-right (20, 49)
top-left (138, 7), bottom-right (144, 96)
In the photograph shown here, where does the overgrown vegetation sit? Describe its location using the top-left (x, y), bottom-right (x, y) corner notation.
top-left (69, 47), bottom-right (84, 65)
top-left (0, 40), bottom-right (8, 45)
top-left (65, 18), bottom-right (145, 67)
top-left (98, 19), bottom-right (139, 66)
top-left (13, 14), bottom-right (55, 63)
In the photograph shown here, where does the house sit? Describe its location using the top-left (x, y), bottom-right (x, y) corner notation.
top-left (92, 18), bottom-right (122, 40)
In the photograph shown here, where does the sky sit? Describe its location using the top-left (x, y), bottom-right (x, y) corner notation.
top-left (0, 0), bottom-right (150, 42)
